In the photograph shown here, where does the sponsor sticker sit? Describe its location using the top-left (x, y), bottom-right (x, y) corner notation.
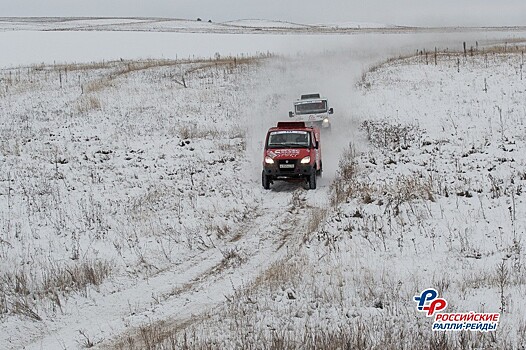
top-left (414, 288), bottom-right (500, 332)
top-left (272, 149), bottom-right (300, 156)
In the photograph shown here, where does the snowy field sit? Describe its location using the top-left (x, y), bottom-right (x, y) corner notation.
top-left (0, 18), bottom-right (526, 349)
top-left (0, 17), bottom-right (407, 33)
top-left (1, 17), bottom-right (526, 68)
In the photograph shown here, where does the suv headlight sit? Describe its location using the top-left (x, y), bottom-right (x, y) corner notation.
top-left (300, 156), bottom-right (311, 164)
top-left (323, 118), bottom-right (329, 124)
top-left (264, 156), bottom-right (274, 164)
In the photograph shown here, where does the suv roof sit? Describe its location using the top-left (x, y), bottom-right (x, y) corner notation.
top-left (300, 93), bottom-right (320, 100)
top-left (276, 122), bottom-right (306, 128)
top-left (269, 122), bottom-right (314, 133)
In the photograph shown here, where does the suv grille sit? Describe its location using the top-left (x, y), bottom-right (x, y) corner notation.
top-left (278, 159), bottom-right (297, 172)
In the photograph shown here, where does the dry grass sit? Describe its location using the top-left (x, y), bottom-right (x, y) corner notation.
top-left (41, 260), bottom-right (112, 294)
top-left (0, 290), bottom-right (7, 317)
top-left (108, 251), bottom-right (512, 350)
top-left (305, 207), bottom-right (328, 240)
top-left (107, 254), bottom-right (307, 349)
top-left (0, 259), bottom-right (112, 320)
top-left (50, 60), bottom-right (118, 72)
top-left (76, 94), bottom-right (102, 113)
top-left (251, 255), bottom-right (306, 292)
top-left (78, 56), bottom-right (267, 95)
top-left (383, 174), bottom-right (435, 216)
top-left (218, 247), bottom-right (246, 269)
top-left (330, 120), bottom-right (435, 211)
top-left (361, 120), bottom-right (421, 150)
top-left (330, 144), bottom-right (358, 206)
top-left (12, 297), bottom-right (42, 321)
top-left (359, 44), bottom-right (526, 89)
top-left (111, 316), bottom-right (206, 350)
top-left (178, 124), bottom-right (220, 140)
top-left (359, 53), bottom-right (416, 88)
top-left (112, 319), bottom-right (171, 350)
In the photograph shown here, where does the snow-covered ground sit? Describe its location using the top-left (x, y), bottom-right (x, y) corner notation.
top-left (107, 46), bottom-right (526, 350)
top-left (0, 17), bottom-right (526, 349)
top-left (2, 28), bottom-right (526, 70)
top-left (1, 16), bottom-right (526, 69)
top-left (0, 17), bottom-right (402, 33)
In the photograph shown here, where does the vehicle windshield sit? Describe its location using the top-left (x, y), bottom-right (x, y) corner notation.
top-left (294, 100), bottom-right (327, 115)
top-left (267, 131), bottom-right (310, 148)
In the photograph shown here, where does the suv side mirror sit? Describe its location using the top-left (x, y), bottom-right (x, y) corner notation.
top-left (288, 111), bottom-right (293, 118)
top-left (328, 108), bottom-right (334, 114)
top-left (315, 140), bottom-right (319, 149)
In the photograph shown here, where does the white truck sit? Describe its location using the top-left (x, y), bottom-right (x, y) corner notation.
top-left (288, 93), bottom-right (334, 130)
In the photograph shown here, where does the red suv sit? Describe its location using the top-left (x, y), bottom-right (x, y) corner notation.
top-left (262, 122), bottom-right (322, 190)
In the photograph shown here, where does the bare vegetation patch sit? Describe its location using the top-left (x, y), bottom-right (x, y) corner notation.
top-left (0, 259), bottom-right (112, 321)
top-left (330, 139), bottom-right (434, 211)
top-left (305, 207), bottom-right (328, 242)
top-left (330, 144), bottom-right (358, 206)
top-left (41, 260), bottom-right (113, 294)
top-left (12, 297), bottom-right (42, 321)
top-left (361, 119), bottom-right (422, 150)
top-left (113, 251), bottom-right (514, 350)
top-left (218, 247), bottom-right (246, 269)
top-left (178, 123), bottom-right (220, 140)
top-left (383, 174), bottom-right (435, 215)
top-left (76, 94), bottom-right (102, 113)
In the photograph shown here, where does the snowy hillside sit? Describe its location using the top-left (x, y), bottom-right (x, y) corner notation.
top-left (0, 17), bottom-right (396, 34)
top-left (106, 46), bottom-right (526, 349)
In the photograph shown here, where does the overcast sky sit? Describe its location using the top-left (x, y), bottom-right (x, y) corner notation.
top-left (1, 0), bottom-right (525, 27)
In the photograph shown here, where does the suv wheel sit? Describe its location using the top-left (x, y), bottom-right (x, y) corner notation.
top-left (308, 172), bottom-right (317, 190)
top-left (262, 170), bottom-right (270, 190)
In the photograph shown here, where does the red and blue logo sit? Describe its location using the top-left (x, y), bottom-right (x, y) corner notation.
top-left (414, 288), bottom-right (500, 332)
top-left (414, 288), bottom-right (447, 317)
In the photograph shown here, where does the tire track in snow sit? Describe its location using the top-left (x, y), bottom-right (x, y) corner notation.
top-left (22, 47), bottom-right (365, 350)
top-left (23, 188), bottom-right (318, 349)
top-left (99, 53), bottom-right (363, 347)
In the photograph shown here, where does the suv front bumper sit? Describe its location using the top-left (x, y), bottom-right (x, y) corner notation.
top-left (263, 163), bottom-right (314, 179)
